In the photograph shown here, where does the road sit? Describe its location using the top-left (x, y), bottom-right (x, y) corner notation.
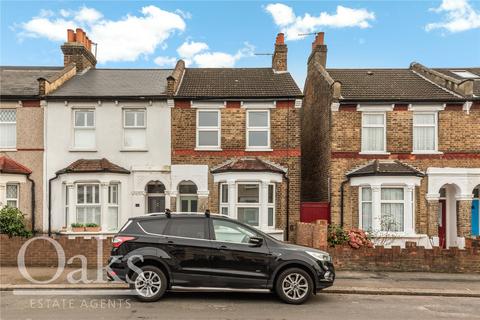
top-left (1, 291), bottom-right (479, 320)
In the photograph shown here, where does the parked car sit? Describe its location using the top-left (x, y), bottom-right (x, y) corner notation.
top-left (107, 211), bottom-right (335, 304)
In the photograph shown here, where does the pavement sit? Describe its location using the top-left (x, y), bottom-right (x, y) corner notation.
top-left (1, 266), bottom-right (480, 297)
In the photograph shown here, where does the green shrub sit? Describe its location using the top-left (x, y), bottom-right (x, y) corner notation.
top-left (327, 223), bottom-right (349, 247)
top-left (71, 223), bottom-right (84, 228)
top-left (85, 223), bottom-right (99, 227)
top-left (0, 206), bottom-right (32, 238)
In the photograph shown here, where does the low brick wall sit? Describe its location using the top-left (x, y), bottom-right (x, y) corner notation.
top-left (0, 234), bottom-right (112, 268)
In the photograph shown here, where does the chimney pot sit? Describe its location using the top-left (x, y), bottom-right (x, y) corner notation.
top-left (312, 32), bottom-right (325, 50)
top-left (67, 29), bottom-right (76, 42)
top-left (75, 28), bottom-right (85, 45)
top-left (62, 27), bottom-right (97, 72)
top-left (275, 33), bottom-right (285, 45)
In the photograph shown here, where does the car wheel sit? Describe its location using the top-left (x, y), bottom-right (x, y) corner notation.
top-left (131, 266), bottom-right (167, 302)
top-left (275, 268), bottom-right (313, 304)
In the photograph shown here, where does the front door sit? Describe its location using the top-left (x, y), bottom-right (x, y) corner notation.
top-left (438, 200), bottom-right (447, 248)
top-left (472, 198), bottom-right (479, 236)
top-left (208, 218), bottom-right (272, 289)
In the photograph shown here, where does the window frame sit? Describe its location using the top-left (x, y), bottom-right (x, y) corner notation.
top-left (196, 109), bottom-right (221, 150)
top-left (246, 109), bottom-right (271, 150)
top-left (72, 109), bottom-right (96, 150)
top-left (359, 187), bottom-right (372, 231)
top-left (75, 183), bottom-right (101, 225)
top-left (379, 187), bottom-right (405, 232)
top-left (267, 183), bottom-right (275, 228)
top-left (412, 112), bottom-right (438, 154)
top-left (5, 183), bottom-right (19, 208)
top-left (219, 183), bottom-right (229, 216)
top-left (0, 109), bottom-right (16, 149)
top-left (123, 108), bottom-right (147, 150)
top-left (106, 183), bottom-right (120, 231)
top-left (361, 112), bottom-right (387, 154)
top-left (236, 182), bottom-right (261, 227)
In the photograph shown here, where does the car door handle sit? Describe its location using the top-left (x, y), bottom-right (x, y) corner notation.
top-left (167, 240), bottom-right (175, 245)
top-left (217, 245), bottom-right (228, 250)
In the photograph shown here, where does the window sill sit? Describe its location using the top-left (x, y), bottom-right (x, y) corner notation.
top-left (69, 148), bottom-right (97, 152)
top-left (359, 151), bottom-right (390, 155)
top-left (245, 148), bottom-right (273, 152)
top-left (411, 151), bottom-right (443, 155)
top-left (0, 148), bottom-right (17, 152)
top-left (194, 147), bottom-right (223, 151)
top-left (120, 149), bottom-right (148, 152)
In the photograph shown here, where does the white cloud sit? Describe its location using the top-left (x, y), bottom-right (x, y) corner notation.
top-left (265, 3), bottom-right (375, 40)
top-left (154, 56), bottom-right (177, 67)
top-left (18, 5), bottom-right (186, 63)
top-left (177, 40), bottom-right (209, 58)
top-left (175, 9), bottom-right (192, 20)
top-left (426, 0), bottom-right (480, 33)
top-left (192, 42), bottom-right (254, 67)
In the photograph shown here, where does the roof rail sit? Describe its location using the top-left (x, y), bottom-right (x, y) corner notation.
top-left (165, 208), bottom-right (171, 218)
top-left (205, 209), bottom-right (210, 218)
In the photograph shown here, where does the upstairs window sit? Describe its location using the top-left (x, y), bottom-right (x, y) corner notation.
top-left (123, 109), bottom-right (146, 149)
top-left (361, 113), bottom-right (386, 153)
top-left (197, 110), bottom-right (220, 149)
top-left (0, 109), bottom-right (16, 149)
top-left (247, 110), bottom-right (270, 149)
top-left (73, 110), bottom-right (95, 149)
top-left (413, 113), bottom-right (437, 153)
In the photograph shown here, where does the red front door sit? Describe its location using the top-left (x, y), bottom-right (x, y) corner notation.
top-left (438, 200), bottom-right (447, 248)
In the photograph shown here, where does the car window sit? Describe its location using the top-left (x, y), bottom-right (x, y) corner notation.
top-left (138, 218), bottom-right (168, 235)
top-left (164, 218), bottom-right (207, 239)
top-left (212, 218), bottom-right (259, 244)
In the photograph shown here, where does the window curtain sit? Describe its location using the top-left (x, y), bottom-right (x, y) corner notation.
top-left (362, 127), bottom-right (384, 151)
top-left (380, 188), bottom-right (404, 232)
top-left (361, 188), bottom-right (373, 231)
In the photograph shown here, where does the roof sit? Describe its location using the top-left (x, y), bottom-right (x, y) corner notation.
top-left (346, 160), bottom-right (424, 178)
top-left (56, 158), bottom-right (130, 174)
top-left (326, 68), bottom-right (462, 102)
top-left (0, 66), bottom-right (64, 98)
top-left (211, 158), bottom-right (286, 174)
top-left (176, 68), bottom-right (302, 99)
top-left (49, 69), bottom-right (172, 98)
top-left (0, 156), bottom-right (32, 175)
top-left (433, 68), bottom-right (480, 97)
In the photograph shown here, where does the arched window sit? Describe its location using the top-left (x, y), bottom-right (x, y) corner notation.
top-left (146, 181), bottom-right (166, 213)
top-left (178, 181), bottom-right (198, 212)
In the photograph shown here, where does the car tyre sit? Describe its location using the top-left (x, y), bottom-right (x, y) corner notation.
top-left (275, 268), bottom-right (313, 304)
top-left (130, 265), bottom-right (167, 302)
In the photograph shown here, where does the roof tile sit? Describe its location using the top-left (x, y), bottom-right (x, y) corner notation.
top-left (56, 158), bottom-right (130, 174)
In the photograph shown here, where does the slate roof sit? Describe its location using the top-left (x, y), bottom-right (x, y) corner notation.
top-left (49, 69), bottom-right (172, 98)
top-left (176, 68), bottom-right (302, 99)
top-left (211, 158), bottom-right (286, 174)
top-left (56, 158), bottom-right (130, 175)
top-left (0, 156), bottom-right (32, 175)
top-left (326, 68), bottom-right (463, 102)
top-left (347, 160), bottom-right (424, 178)
top-left (433, 68), bottom-right (480, 97)
top-left (0, 66), bottom-right (64, 98)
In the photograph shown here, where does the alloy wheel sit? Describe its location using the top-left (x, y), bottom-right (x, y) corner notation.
top-left (135, 270), bottom-right (162, 298)
top-left (281, 273), bottom-right (309, 300)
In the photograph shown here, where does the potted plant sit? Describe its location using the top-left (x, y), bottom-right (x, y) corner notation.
top-left (71, 223), bottom-right (85, 232)
top-left (85, 223), bottom-right (101, 232)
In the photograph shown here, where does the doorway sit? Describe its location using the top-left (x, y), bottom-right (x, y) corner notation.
top-left (438, 199), bottom-right (447, 248)
top-left (473, 187), bottom-right (479, 236)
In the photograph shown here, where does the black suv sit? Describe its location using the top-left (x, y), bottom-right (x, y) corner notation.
top-left (108, 212), bottom-right (334, 304)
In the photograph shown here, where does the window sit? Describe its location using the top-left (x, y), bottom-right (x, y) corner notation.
top-left (220, 183), bottom-right (229, 216)
top-left (237, 183), bottom-right (260, 226)
top-left (76, 184), bottom-right (101, 225)
top-left (178, 181), bottom-right (198, 212)
top-left (212, 218), bottom-right (259, 244)
top-left (64, 186), bottom-right (69, 227)
top-left (380, 188), bottom-right (404, 232)
top-left (413, 113), bottom-right (437, 152)
top-left (360, 188), bottom-right (372, 231)
top-left (123, 109), bottom-right (146, 149)
top-left (197, 110), bottom-right (220, 149)
top-left (247, 110), bottom-right (270, 149)
top-left (0, 109), bottom-right (16, 149)
top-left (164, 218), bottom-right (207, 239)
top-left (146, 181), bottom-right (165, 213)
top-left (106, 184), bottom-right (119, 231)
top-left (451, 70), bottom-right (479, 79)
top-left (73, 110), bottom-right (95, 149)
top-left (268, 184), bottom-right (275, 227)
top-left (361, 113), bottom-right (386, 153)
top-left (139, 218), bottom-right (168, 235)
top-left (6, 184), bottom-right (19, 208)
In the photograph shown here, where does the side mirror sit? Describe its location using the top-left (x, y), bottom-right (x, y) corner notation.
top-left (249, 236), bottom-right (263, 247)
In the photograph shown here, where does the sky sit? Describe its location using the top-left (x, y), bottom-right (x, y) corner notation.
top-left (1, 0), bottom-right (479, 86)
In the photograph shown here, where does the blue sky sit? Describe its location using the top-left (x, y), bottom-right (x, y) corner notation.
top-left (1, 1), bottom-right (479, 86)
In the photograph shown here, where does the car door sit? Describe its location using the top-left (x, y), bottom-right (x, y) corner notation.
top-left (163, 217), bottom-right (212, 287)
top-left (208, 217), bottom-right (273, 289)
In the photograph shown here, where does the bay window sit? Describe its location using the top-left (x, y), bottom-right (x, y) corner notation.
top-left (380, 188), bottom-right (404, 232)
top-left (197, 110), bottom-right (220, 149)
top-left (123, 109), bottom-right (146, 149)
top-left (6, 183), bottom-right (19, 208)
top-left (106, 184), bottom-right (119, 231)
top-left (413, 113), bottom-right (437, 153)
top-left (360, 188), bottom-right (372, 231)
top-left (361, 113), bottom-right (386, 153)
top-left (76, 184), bottom-right (100, 225)
top-left (219, 183), bottom-right (229, 216)
top-left (73, 109), bottom-right (95, 149)
top-left (0, 109), bottom-right (16, 149)
top-left (237, 183), bottom-right (260, 226)
top-left (247, 110), bottom-right (270, 149)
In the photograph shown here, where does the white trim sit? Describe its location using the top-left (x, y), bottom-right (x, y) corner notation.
top-left (294, 99), bottom-right (302, 109)
top-left (241, 101), bottom-right (276, 109)
top-left (357, 104), bottom-right (394, 112)
top-left (196, 109), bottom-right (221, 149)
top-left (408, 104), bottom-right (446, 112)
top-left (246, 109), bottom-right (271, 150)
top-left (191, 101), bottom-right (225, 109)
top-left (426, 167), bottom-right (480, 200)
top-left (463, 101), bottom-right (473, 114)
top-left (330, 102), bottom-right (340, 112)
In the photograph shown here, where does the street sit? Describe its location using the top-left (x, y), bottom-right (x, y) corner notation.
top-left (1, 291), bottom-right (479, 320)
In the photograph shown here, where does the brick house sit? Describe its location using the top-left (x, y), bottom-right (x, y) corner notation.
top-left (0, 62), bottom-right (76, 232)
top-left (169, 33), bottom-right (303, 240)
top-left (302, 33), bottom-right (480, 248)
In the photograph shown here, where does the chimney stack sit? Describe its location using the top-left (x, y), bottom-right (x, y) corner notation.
top-left (272, 33), bottom-right (288, 72)
top-left (61, 28), bottom-right (97, 73)
top-left (310, 32), bottom-right (327, 67)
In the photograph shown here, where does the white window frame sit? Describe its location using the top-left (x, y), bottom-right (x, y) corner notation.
top-left (72, 109), bottom-right (96, 150)
top-left (361, 112), bottom-right (387, 154)
top-left (236, 182), bottom-right (261, 227)
top-left (246, 110), bottom-right (271, 150)
top-left (359, 187), bottom-right (372, 231)
top-left (106, 183), bottom-right (120, 231)
top-left (75, 183), bottom-right (101, 225)
top-left (267, 183), bottom-right (275, 228)
top-left (0, 109), bottom-right (16, 149)
top-left (219, 183), bottom-right (229, 216)
top-left (196, 109), bottom-right (221, 150)
top-left (123, 108), bottom-right (147, 150)
top-left (379, 187), bottom-right (405, 233)
top-left (6, 183), bottom-right (19, 208)
top-left (412, 112), bottom-right (438, 154)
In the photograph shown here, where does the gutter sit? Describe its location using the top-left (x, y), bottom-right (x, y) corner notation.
top-left (340, 178), bottom-right (350, 228)
top-left (47, 173), bottom-right (61, 237)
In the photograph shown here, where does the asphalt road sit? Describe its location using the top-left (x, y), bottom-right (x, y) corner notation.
top-left (1, 291), bottom-right (479, 320)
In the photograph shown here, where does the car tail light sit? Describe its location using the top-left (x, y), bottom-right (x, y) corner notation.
top-left (112, 236), bottom-right (136, 248)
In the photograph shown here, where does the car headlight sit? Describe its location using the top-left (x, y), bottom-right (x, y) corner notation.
top-left (306, 251), bottom-right (332, 262)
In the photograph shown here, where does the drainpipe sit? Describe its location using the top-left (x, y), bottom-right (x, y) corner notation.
top-left (340, 178), bottom-right (349, 228)
top-left (48, 173), bottom-right (60, 237)
top-left (284, 173), bottom-right (290, 241)
top-left (26, 174), bottom-right (36, 234)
